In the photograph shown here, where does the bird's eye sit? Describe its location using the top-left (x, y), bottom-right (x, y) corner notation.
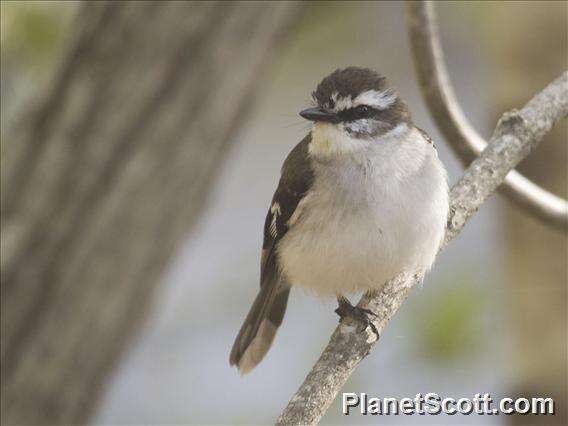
top-left (338, 104), bottom-right (375, 122)
top-left (356, 105), bottom-right (371, 116)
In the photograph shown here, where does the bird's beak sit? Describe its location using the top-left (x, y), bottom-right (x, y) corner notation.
top-left (299, 107), bottom-right (340, 124)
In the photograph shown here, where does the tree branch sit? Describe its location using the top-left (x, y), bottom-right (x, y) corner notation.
top-left (276, 72), bottom-right (568, 426)
top-left (406, 1), bottom-right (568, 231)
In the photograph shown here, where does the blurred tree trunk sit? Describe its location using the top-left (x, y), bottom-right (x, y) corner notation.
top-left (0, 1), bottom-right (302, 424)
top-left (485, 2), bottom-right (567, 424)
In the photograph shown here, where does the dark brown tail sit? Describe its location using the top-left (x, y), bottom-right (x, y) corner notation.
top-left (229, 284), bottom-right (290, 374)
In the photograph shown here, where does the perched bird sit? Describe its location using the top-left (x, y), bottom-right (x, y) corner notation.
top-left (230, 67), bottom-right (449, 374)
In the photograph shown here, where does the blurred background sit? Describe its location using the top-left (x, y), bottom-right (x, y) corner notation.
top-left (1, 1), bottom-right (566, 425)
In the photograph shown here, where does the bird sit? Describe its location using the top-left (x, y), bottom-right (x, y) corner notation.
top-left (229, 67), bottom-right (449, 374)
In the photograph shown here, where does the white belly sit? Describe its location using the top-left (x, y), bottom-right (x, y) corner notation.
top-left (276, 130), bottom-right (448, 297)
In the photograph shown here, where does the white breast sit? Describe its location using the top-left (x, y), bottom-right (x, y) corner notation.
top-left (277, 124), bottom-right (448, 297)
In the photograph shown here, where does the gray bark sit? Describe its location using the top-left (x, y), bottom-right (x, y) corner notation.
top-left (276, 73), bottom-right (568, 425)
top-left (0, 1), bottom-right (302, 424)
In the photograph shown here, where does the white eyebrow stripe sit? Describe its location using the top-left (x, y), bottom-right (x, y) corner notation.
top-left (353, 89), bottom-right (397, 110)
top-left (331, 92), bottom-right (353, 111)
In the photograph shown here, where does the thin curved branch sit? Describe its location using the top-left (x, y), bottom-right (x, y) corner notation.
top-left (276, 72), bottom-right (568, 426)
top-left (406, 1), bottom-right (568, 230)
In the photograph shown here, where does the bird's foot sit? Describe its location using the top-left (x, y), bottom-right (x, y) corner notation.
top-left (335, 297), bottom-right (379, 338)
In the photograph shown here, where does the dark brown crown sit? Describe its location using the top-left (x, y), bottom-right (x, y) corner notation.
top-left (312, 67), bottom-right (388, 107)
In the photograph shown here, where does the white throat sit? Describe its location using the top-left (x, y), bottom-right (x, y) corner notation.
top-left (308, 121), bottom-right (409, 158)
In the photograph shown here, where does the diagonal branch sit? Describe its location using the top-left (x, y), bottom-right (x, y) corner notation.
top-left (406, 1), bottom-right (568, 231)
top-left (276, 72), bottom-right (568, 426)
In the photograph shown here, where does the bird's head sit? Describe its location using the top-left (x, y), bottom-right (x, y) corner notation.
top-left (300, 67), bottom-right (411, 156)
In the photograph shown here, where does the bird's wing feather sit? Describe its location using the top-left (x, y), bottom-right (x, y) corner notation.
top-left (229, 134), bottom-right (314, 372)
top-left (260, 134), bottom-right (314, 287)
top-left (416, 126), bottom-right (436, 148)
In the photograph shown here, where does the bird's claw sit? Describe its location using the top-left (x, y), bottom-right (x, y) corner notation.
top-left (335, 298), bottom-right (380, 338)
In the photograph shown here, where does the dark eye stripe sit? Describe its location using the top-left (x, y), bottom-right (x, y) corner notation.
top-left (338, 105), bottom-right (378, 122)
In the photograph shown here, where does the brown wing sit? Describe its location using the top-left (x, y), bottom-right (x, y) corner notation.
top-left (229, 134), bottom-right (314, 373)
top-left (416, 126), bottom-right (436, 148)
top-left (260, 133), bottom-right (314, 287)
